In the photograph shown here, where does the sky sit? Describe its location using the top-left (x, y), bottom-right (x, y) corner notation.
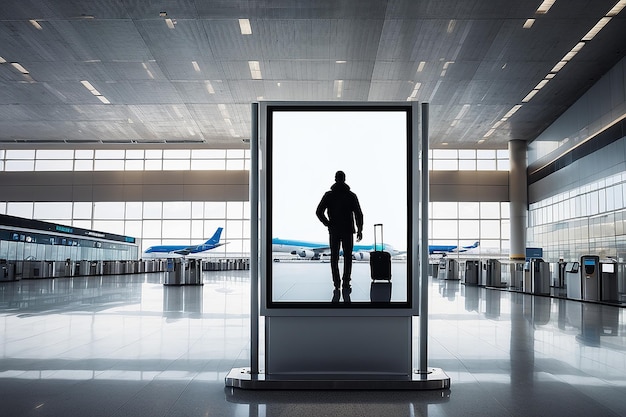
top-left (271, 110), bottom-right (411, 250)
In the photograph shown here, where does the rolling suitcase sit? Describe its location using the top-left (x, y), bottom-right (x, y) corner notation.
top-left (369, 223), bottom-right (391, 280)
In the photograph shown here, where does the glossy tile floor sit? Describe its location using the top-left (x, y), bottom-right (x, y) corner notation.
top-left (1, 271), bottom-right (626, 416)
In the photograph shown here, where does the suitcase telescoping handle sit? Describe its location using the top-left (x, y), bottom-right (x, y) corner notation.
top-left (374, 223), bottom-right (384, 251)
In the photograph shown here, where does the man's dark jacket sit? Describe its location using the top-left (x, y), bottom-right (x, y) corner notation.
top-left (316, 182), bottom-right (363, 235)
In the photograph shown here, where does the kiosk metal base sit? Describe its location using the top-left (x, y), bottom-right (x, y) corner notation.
top-left (225, 367), bottom-right (450, 390)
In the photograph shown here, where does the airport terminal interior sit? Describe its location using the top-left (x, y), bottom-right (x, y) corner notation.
top-left (2, 1), bottom-right (626, 416)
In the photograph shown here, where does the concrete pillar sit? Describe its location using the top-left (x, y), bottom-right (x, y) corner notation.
top-left (509, 140), bottom-right (527, 261)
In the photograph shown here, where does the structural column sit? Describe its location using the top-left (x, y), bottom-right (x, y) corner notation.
top-left (509, 140), bottom-right (527, 261)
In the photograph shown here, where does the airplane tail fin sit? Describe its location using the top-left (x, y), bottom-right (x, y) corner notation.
top-left (463, 241), bottom-right (479, 249)
top-left (205, 227), bottom-right (224, 245)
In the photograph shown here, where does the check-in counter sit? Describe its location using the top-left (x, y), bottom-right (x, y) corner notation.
top-left (600, 260), bottom-right (618, 302)
top-left (565, 262), bottom-right (581, 299)
top-left (164, 258), bottom-right (187, 285)
top-left (463, 260), bottom-right (480, 286)
top-left (510, 262), bottom-right (524, 290)
top-left (22, 260), bottom-right (56, 279)
top-left (0, 259), bottom-right (17, 281)
top-left (530, 258), bottom-right (550, 295)
top-left (103, 260), bottom-right (122, 275)
top-left (437, 258), bottom-right (459, 280)
top-left (187, 259), bottom-right (203, 285)
top-left (484, 259), bottom-right (504, 287)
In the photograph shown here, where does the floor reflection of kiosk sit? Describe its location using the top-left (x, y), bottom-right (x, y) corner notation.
top-left (581, 255), bottom-right (600, 301)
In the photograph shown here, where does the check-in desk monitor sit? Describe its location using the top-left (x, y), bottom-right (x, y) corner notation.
top-left (601, 262), bottom-right (615, 273)
top-left (565, 262), bottom-right (579, 273)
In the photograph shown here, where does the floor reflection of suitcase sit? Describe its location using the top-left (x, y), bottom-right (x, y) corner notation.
top-left (370, 224), bottom-right (392, 281)
top-left (370, 281), bottom-right (392, 303)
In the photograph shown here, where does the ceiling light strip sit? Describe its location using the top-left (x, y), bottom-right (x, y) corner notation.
top-left (582, 17), bottom-right (612, 41)
top-left (607, 0), bottom-right (626, 16)
top-left (11, 62), bottom-right (29, 74)
top-left (536, 0), bottom-right (557, 14)
top-left (334, 80), bottom-right (344, 98)
top-left (248, 61), bottom-right (262, 79)
top-left (29, 20), bottom-right (43, 30)
top-left (80, 80), bottom-right (111, 104)
top-left (239, 19), bottom-right (252, 35)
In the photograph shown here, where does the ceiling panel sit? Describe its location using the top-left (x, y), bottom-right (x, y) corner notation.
top-left (0, 0), bottom-right (624, 148)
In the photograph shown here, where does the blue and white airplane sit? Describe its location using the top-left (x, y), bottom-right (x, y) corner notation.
top-left (272, 237), bottom-right (479, 260)
top-left (428, 241), bottom-right (479, 255)
top-left (271, 237), bottom-right (403, 261)
top-left (144, 227), bottom-right (226, 257)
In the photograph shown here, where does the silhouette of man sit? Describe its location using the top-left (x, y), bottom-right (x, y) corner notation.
top-left (316, 170), bottom-right (363, 291)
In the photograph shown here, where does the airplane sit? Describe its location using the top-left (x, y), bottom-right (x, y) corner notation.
top-left (143, 227), bottom-right (226, 257)
top-left (428, 241), bottom-right (479, 255)
top-left (271, 237), bottom-right (404, 261)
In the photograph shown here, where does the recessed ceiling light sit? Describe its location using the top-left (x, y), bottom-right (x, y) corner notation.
top-left (522, 90), bottom-right (539, 103)
top-left (239, 19), bottom-right (252, 35)
top-left (334, 80), bottom-right (344, 98)
top-left (408, 82), bottom-right (421, 100)
top-left (447, 20), bottom-right (456, 33)
top-left (192, 61), bottom-right (200, 72)
top-left (536, 0), bottom-right (556, 14)
top-left (0, 56), bottom-right (6, 64)
top-left (607, 0), bottom-right (626, 16)
top-left (523, 19), bottom-right (535, 29)
top-left (248, 61), bottom-right (262, 79)
top-left (582, 17), bottom-right (612, 41)
top-left (165, 18), bottom-right (175, 29)
top-left (29, 20), bottom-right (43, 30)
top-left (80, 80), bottom-right (99, 94)
top-left (11, 62), bottom-right (29, 74)
top-left (417, 61), bottom-right (426, 72)
top-left (503, 105), bottom-right (522, 119)
top-left (551, 61), bottom-right (567, 73)
top-left (159, 11), bottom-right (167, 17)
top-left (336, 60), bottom-right (347, 64)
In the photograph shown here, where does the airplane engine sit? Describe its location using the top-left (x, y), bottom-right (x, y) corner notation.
top-left (353, 251), bottom-right (370, 261)
top-left (297, 250), bottom-right (316, 259)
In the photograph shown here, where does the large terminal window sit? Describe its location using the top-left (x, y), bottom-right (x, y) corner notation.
top-left (262, 103), bottom-right (417, 310)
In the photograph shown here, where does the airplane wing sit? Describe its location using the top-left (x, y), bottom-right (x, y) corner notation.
top-left (173, 246), bottom-right (196, 256)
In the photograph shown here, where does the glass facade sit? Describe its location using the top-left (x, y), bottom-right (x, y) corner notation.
top-left (429, 149), bottom-right (509, 171)
top-left (528, 171), bottom-right (626, 262)
top-left (0, 149), bottom-right (250, 172)
top-left (430, 201), bottom-right (510, 258)
top-left (1, 201), bottom-right (249, 256)
top-left (0, 147), bottom-right (508, 259)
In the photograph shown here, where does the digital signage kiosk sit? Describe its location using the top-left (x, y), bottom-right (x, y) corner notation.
top-left (226, 102), bottom-right (449, 390)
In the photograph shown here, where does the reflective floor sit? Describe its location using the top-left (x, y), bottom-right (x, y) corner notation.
top-left (1, 272), bottom-right (625, 416)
